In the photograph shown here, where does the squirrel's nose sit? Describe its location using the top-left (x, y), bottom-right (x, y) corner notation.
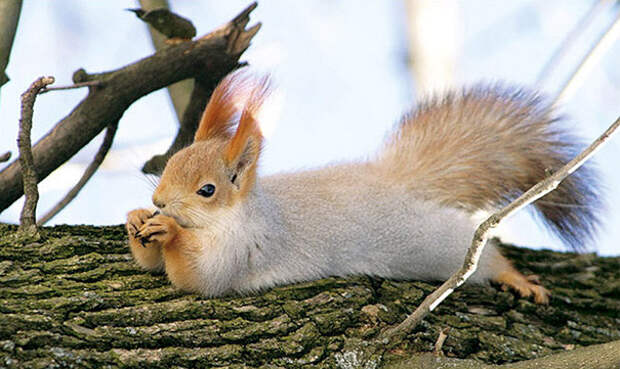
top-left (152, 195), bottom-right (166, 209)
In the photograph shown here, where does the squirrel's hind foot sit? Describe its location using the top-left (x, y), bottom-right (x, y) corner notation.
top-left (495, 269), bottom-right (550, 304)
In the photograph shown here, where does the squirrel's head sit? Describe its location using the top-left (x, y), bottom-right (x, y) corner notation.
top-left (152, 70), bottom-right (271, 227)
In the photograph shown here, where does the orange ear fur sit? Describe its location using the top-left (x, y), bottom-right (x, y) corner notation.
top-left (194, 70), bottom-right (253, 142)
top-left (224, 75), bottom-right (272, 164)
top-left (222, 75), bottom-right (271, 198)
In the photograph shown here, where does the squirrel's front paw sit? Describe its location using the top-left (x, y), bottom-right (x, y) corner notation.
top-left (136, 214), bottom-right (180, 247)
top-left (126, 209), bottom-right (154, 240)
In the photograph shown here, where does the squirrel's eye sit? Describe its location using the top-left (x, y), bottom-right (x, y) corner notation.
top-left (197, 184), bottom-right (216, 198)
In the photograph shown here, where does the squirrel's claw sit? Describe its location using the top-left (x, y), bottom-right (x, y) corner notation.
top-left (495, 269), bottom-right (550, 304)
top-left (126, 208), bottom-right (158, 247)
top-left (135, 214), bottom-right (179, 248)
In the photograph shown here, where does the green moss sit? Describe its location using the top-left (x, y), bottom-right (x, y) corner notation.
top-left (438, 327), bottom-right (478, 356)
top-left (475, 331), bottom-right (552, 363)
top-left (221, 314), bottom-right (295, 343)
top-left (0, 314), bottom-right (55, 339)
top-left (454, 312), bottom-right (507, 331)
top-left (0, 226), bottom-right (618, 367)
top-left (312, 309), bottom-right (359, 335)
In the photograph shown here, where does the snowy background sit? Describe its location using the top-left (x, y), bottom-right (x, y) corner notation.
top-left (1, 1), bottom-right (618, 255)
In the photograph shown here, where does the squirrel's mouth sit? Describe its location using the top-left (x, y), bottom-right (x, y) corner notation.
top-left (157, 209), bottom-right (194, 229)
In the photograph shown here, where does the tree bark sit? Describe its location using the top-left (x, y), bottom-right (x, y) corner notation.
top-left (0, 224), bottom-right (618, 368)
top-left (0, 3), bottom-right (259, 213)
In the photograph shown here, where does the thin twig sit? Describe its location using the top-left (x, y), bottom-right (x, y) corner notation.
top-left (381, 115), bottom-right (620, 341)
top-left (0, 151), bottom-right (10, 163)
top-left (536, 0), bottom-right (612, 86)
top-left (433, 327), bottom-right (450, 356)
top-left (18, 76), bottom-right (55, 234)
top-left (553, 9), bottom-right (620, 107)
top-left (37, 122), bottom-right (119, 226)
top-left (39, 80), bottom-right (101, 94)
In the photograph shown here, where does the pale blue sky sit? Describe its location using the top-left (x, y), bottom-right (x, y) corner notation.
top-left (1, 1), bottom-right (618, 255)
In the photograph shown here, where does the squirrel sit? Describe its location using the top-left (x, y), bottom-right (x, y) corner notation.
top-left (126, 70), bottom-right (601, 304)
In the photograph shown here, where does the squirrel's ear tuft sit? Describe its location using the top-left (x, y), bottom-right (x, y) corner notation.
top-left (223, 75), bottom-right (272, 193)
top-left (194, 69), bottom-right (253, 142)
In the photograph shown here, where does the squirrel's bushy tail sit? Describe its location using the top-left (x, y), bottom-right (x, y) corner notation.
top-left (377, 86), bottom-right (602, 250)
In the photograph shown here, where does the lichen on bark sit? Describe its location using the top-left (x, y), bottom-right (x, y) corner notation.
top-left (0, 224), bottom-right (618, 368)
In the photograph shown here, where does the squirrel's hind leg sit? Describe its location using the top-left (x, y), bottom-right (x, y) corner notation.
top-left (492, 254), bottom-right (550, 304)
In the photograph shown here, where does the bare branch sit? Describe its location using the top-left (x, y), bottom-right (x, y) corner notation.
top-left (536, 0), bottom-right (612, 86)
top-left (433, 328), bottom-right (450, 356)
top-left (0, 2), bottom-right (260, 213)
top-left (0, 0), bottom-right (22, 88)
top-left (39, 80), bottom-right (102, 94)
top-left (138, 0), bottom-right (194, 123)
top-left (37, 122), bottom-right (118, 226)
top-left (142, 75), bottom-right (214, 174)
top-left (138, 0), bottom-right (195, 172)
top-left (18, 76), bottom-right (55, 234)
top-left (553, 9), bottom-right (620, 106)
top-left (381, 115), bottom-right (620, 341)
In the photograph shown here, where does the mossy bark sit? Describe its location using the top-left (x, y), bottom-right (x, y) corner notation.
top-left (0, 224), bottom-right (618, 368)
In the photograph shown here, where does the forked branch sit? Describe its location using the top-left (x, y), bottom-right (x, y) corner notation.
top-left (0, 2), bottom-right (260, 214)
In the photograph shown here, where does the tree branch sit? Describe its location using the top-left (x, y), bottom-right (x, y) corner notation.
top-left (536, 0), bottom-right (612, 86)
top-left (0, 2), bottom-right (260, 214)
top-left (137, 0), bottom-right (200, 174)
top-left (385, 341), bottom-right (620, 369)
top-left (37, 122), bottom-right (119, 226)
top-left (39, 80), bottom-right (102, 94)
top-left (141, 75), bottom-right (216, 174)
top-left (553, 9), bottom-right (620, 106)
top-left (381, 114), bottom-right (620, 341)
top-left (0, 0), bottom-right (22, 88)
top-left (17, 76), bottom-right (55, 234)
top-left (1, 223), bottom-right (619, 367)
top-left (138, 0), bottom-right (194, 123)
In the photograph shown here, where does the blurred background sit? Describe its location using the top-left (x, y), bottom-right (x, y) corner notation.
top-left (0, 1), bottom-right (618, 255)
